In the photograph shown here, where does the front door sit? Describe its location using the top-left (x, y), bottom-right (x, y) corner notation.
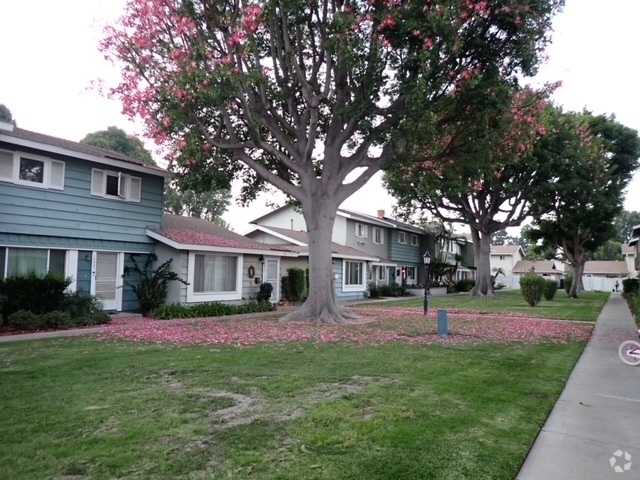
top-left (265, 258), bottom-right (279, 303)
top-left (92, 252), bottom-right (122, 311)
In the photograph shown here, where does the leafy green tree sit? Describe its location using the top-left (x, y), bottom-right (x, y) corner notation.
top-left (590, 240), bottom-right (624, 261)
top-left (0, 104), bottom-right (16, 125)
top-left (164, 180), bottom-right (232, 225)
top-left (385, 84), bottom-right (557, 297)
top-left (81, 126), bottom-right (156, 166)
top-left (526, 111), bottom-right (640, 298)
top-left (101, 0), bottom-right (563, 322)
top-left (613, 210), bottom-right (640, 243)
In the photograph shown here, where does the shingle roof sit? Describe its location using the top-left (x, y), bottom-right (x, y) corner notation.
top-left (246, 225), bottom-right (382, 261)
top-left (0, 126), bottom-right (165, 175)
top-left (622, 244), bottom-right (635, 255)
top-left (151, 215), bottom-right (292, 252)
top-left (491, 245), bottom-right (523, 255)
top-left (512, 260), bottom-right (560, 274)
top-left (583, 261), bottom-right (628, 275)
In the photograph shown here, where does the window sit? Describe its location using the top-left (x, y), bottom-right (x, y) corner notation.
top-left (91, 169), bottom-right (141, 202)
top-left (398, 232), bottom-right (407, 244)
top-left (377, 266), bottom-right (386, 281)
top-left (355, 223), bottom-right (368, 238)
top-left (0, 149), bottom-right (64, 190)
top-left (373, 227), bottom-right (384, 245)
top-left (193, 254), bottom-right (237, 292)
top-left (405, 266), bottom-right (416, 282)
top-left (344, 260), bottom-right (365, 291)
top-left (499, 255), bottom-right (505, 261)
top-left (0, 247), bottom-right (66, 278)
top-left (411, 234), bottom-right (419, 246)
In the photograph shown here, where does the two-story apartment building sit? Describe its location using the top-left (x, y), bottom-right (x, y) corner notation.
top-left (0, 120), bottom-right (166, 311)
top-left (246, 206), bottom-right (437, 300)
top-left (490, 244), bottom-right (525, 288)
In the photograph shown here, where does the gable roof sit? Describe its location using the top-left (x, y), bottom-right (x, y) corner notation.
top-left (0, 124), bottom-right (166, 177)
top-left (148, 215), bottom-right (297, 255)
top-left (583, 261), bottom-right (628, 275)
top-left (512, 260), bottom-right (560, 274)
top-left (491, 244), bottom-right (524, 255)
top-left (244, 224), bottom-right (384, 262)
top-left (622, 244), bottom-right (635, 255)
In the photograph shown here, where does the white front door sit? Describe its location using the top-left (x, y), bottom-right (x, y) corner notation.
top-left (92, 252), bottom-right (123, 311)
top-left (265, 258), bottom-right (279, 302)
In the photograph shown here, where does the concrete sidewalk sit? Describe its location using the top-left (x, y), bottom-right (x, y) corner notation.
top-left (517, 292), bottom-right (640, 479)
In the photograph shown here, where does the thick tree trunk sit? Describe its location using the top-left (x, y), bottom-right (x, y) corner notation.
top-left (569, 260), bottom-right (585, 298)
top-left (470, 229), bottom-right (496, 297)
top-left (279, 195), bottom-right (358, 324)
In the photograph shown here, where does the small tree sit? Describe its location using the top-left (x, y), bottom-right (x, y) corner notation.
top-left (256, 283), bottom-right (273, 304)
top-left (543, 280), bottom-right (558, 301)
top-left (520, 273), bottom-right (546, 307)
top-left (123, 254), bottom-right (188, 316)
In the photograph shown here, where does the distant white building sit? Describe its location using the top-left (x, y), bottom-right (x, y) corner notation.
top-left (582, 261), bottom-right (629, 292)
top-left (512, 260), bottom-right (566, 288)
top-left (622, 244), bottom-right (638, 280)
top-left (490, 245), bottom-right (525, 288)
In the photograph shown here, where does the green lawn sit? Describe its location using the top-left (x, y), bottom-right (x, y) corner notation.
top-left (373, 289), bottom-right (610, 321)
top-left (1, 335), bottom-right (587, 479)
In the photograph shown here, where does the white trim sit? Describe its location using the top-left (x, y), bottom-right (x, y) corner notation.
top-left (372, 227), bottom-right (384, 245)
top-left (0, 149), bottom-right (65, 190)
top-left (0, 133), bottom-right (166, 177)
top-left (91, 168), bottom-right (142, 203)
top-left (66, 250), bottom-right (79, 292)
top-left (243, 225), bottom-right (308, 246)
top-left (186, 252), bottom-right (243, 302)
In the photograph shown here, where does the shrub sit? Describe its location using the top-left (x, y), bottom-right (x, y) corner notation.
top-left (622, 278), bottom-right (639, 295)
top-left (378, 284), bottom-right (407, 297)
top-left (7, 310), bottom-right (72, 330)
top-left (454, 279), bottom-right (475, 293)
top-left (153, 301), bottom-right (272, 319)
top-left (256, 282), bottom-right (274, 304)
top-left (0, 271), bottom-right (72, 324)
top-left (368, 282), bottom-right (381, 299)
top-left (520, 273), bottom-right (546, 307)
top-left (123, 253), bottom-right (188, 315)
top-left (286, 268), bottom-right (306, 301)
top-left (63, 290), bottom-right (111, 325)
top-left (564, 276), bottom-right (573, 295)
top-left (543, 280), bottom-right (558, 301)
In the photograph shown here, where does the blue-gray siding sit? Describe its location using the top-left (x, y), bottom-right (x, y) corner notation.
top-left (0, 147), bottom-right (164, 245)
top-left (388, 230), bottom-right (423, 264)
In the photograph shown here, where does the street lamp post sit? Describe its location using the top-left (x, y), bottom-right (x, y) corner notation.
top-left (423, 251), bottom-right (432, 315)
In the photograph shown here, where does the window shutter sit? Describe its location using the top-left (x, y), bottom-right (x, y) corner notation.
top-left (0, 151), bottom-right (13, 181)
top-left (129, 176), bottom-right (141, 202)
top-left (91, 169), bottom-right (104, 196)
top-left (49, 160), bottom-right (65, 190)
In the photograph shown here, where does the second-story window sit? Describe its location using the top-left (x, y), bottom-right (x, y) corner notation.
top-left (373, 227), bottom-right (384, 245)
top-left (398, 232), bottom-right (407, 244)
top-left (411, 234), bottom-right (418, 246)
top-left (0, 149), bottom-right (65, 190)
top-left (91, 168), bottom-right (142, 202)
top-left (355, 223), bottom-right (368, 238)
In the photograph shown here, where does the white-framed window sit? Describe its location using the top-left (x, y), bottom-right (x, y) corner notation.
top-left (91, 168), bottom-right (141, 202)
top-left (343, 260), bottom-right (366, 291)
top-left (406, 266), bottom-right (417, 283)
top-left (398, 232), bottom-right (407, 244)
top-left (373, 227), bottom-right (384, 245)
top-left (411, 234), bottom-right (419, 246)
top-left (377, 266), bottom-right (386, 281)
top-left (186, 252), bottom-right (242, 302)
top-left (499, 255), bottom-right (505, 261)
top-left (355, 223), bottom-right (368, 238)
top-left (0, 149), bottom-right (64, 190)
top-left (0, 247), bottom-right (66, 278)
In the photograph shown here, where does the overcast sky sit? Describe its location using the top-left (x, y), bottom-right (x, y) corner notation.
top-left (1, 0), bottom-right (638, 232)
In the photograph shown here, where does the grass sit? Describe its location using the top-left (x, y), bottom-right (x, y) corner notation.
top-left (1, 333), bottom-right (588, 479)
top-left (373, 289), bottom-right (610, 321)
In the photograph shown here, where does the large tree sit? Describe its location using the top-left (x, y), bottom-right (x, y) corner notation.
top-left (164, 181), bottom-right (232, 224)
top-left (81, 126), bottom-right (157, 166)
top-left (526, 111), bottom-right (640, 297)
top-left (384, 84), bottom-right (555, 297)
top-left (102, 0), bottom-right (563, 322)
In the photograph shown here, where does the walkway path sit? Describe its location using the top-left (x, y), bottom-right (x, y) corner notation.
top-left (517, 292), bottom-right (640, 479)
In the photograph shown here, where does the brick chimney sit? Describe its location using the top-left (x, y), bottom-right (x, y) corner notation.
top-left (377, 209), bottom-right (385, 218)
